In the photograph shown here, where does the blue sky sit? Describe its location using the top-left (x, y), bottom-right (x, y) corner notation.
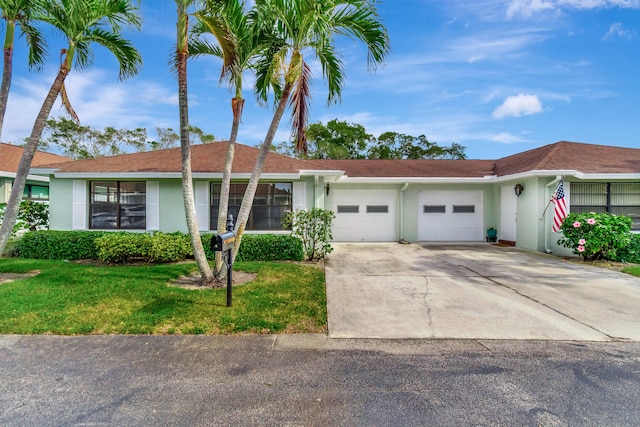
top-left (3, 0), bottom-right (640, 159)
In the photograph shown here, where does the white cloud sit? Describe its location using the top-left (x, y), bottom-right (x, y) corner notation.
top-left (602, 23), bottom-right (636, 40)
top-left (507, 0), bottom-right (640, 18)
top-left (492, 94), bottom-right (543, 118)
top-left (491, 132), bottom-right (528, 143)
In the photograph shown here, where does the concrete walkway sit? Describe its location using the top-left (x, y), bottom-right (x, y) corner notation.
top-left (325, 243), bottom-right (640, 340)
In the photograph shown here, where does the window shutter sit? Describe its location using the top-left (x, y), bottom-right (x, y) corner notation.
top-left (72, 180), bottom-right (87, 230)
top-left (293, 182), bottom-right (306, 211)
top-left (195, 181), bottom-right (210, 231)
top-left (146, 181), bottom-right (159, 231)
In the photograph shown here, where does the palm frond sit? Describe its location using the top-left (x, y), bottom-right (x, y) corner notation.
top-left (59, 81), bottom-right (79, 122)
top-left (85, 27), bottom-right (142, 80)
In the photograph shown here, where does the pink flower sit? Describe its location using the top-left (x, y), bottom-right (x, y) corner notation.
top-left (573, 221), bottom-right (581, 228)
top-left (577, 245), bottom-right (585, 253)
top-left (587, 218), bottom-right (596, 225)
top-left (578, 239), bottom-right (586, 245)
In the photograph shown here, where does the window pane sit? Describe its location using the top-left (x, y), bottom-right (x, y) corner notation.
top-left (31, 185), bottom-right (49, 200)
top-left (337, 205), bottom-right (359, 213)
top-left (453, 205), bottom-right (475, 213)
top-left (571, 183), bottom-right (607, 206)
top-left (611, 183), bottom-right (640, 206)
top-left (90, 181), bottom-right (146, 230)
top-left (424, 205), bottom-right (446, 213)
top-left (91, 205), bottom-right (117, 229)
top-left (210, 182), bottom-right (292, 230)
top-left (367, 205), bottom-right (388, 213)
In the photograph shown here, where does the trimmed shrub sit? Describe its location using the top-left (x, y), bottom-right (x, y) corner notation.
top-left (17, 230), bottom-right (109, 260)
top-left (147, 233), bottom-right (193, 263)
top-left (557, 212), bottom-right (632, 261)
top-left (95, 233), bottom-right (153, 264)
top-left (284, 208), bottom-right (335, 261)
top-left (203, 233), bottom-right (303, 262)
top-left (95, 232), bottom-right (193, 264)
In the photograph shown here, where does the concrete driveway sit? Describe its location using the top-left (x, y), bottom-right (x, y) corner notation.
top-left (325, 243), bottom-right (640, 340)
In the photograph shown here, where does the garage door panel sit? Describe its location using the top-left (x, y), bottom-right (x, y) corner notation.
top-left (332, 190), bottom-right (397, 242)
top-left (418, 190), bottom-right (484, 241)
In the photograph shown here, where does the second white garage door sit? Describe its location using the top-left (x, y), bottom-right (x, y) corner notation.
top-left (331, 190), bottom-right (397, 242)
top-left (418, 190), bottom-right (484, 241)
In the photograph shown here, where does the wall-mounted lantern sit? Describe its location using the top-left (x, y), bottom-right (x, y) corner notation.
top-left (514, 183), bottom-right (524, 197)
top-left (325, 183), bottom-right (330, 196)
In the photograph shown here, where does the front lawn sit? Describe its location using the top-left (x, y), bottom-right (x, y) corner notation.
top-left (0, 259), bottom-right (326, 335)
top-left (622, 266), bottom-right (640, 277)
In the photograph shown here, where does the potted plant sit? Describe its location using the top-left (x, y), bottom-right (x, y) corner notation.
top-left (486, 227), bottom-right (497, 242)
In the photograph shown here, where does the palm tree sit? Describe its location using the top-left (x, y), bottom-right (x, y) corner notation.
top-left (175, 0), bottom-right (215, 285)
top-left (0, 0), bottom-right (142, 256)
top-left (191, 0), bottom-right (256, 275)
top-left (231, 0), bottom-right (390, 260)
top-left (0, 0), bottom-right (47, 140)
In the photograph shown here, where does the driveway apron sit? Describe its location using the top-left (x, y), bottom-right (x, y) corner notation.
top-left (325, 243), bottom-right (640, 340)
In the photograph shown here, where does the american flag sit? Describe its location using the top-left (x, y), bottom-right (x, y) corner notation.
top-left (551, 179), bottom-right (567, 232)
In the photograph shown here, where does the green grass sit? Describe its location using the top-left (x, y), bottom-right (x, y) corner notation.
top-left (0, 259), bottom-right (326, 335)
top-left (622, 266), bottom-right (640, 277)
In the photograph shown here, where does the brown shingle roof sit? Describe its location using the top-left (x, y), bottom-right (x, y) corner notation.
top-left (311, 159), bottom-right (496, 177)
top-left (31, 140), bottom-right (640, 178)
top-left (36, 141), bottom-right (335, 174)
top-left (495, 141), bottom-right (640, 175)
top-left (1, 142), bottom-right (70, 173)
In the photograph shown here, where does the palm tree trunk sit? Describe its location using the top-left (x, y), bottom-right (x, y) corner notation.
top-left (215, 96), bottom-right (243, 274)
top-left (0, 20), bottom-right (16, 140)
top-left (0, 65), bottom-right (69, 255)
top-left (232, 82), bottom-right (292, 262)
top-left (177, 50), bottom-right (214, 285)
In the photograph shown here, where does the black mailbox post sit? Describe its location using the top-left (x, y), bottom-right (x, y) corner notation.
top-left (211, 215), bottom-right (236, 307)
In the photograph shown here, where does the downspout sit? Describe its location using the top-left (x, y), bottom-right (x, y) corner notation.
top-left (543, 175), bottom-right (562, 253)
top-left (399, 183), bottom-right (409, 243)
top-left (314, 176), bottom-right (320, 208)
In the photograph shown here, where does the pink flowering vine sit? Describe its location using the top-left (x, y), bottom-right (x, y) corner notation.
top-left (577, 245), bottom-right (585, 252)
top-left (573, 221), bottom-right (581, 228)
top-left (578, 239), bottom-right (586, 245)
top-left (587, 218), bottom-right (596, 225)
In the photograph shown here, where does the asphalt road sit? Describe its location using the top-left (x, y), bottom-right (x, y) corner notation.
top-left (1, 335), bottom-right (640, 426)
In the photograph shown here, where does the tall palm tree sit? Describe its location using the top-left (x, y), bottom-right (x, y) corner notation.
top-left (231, 0), bottom-right (390, 260)
top-left (175, 0), bottom-right (215, 285)
top-left (0, 0), bottom-right (142, 256)
top-left (191, 0), bottom-right (257, 275)
top-left (0, 0), bottom-right (47, 140)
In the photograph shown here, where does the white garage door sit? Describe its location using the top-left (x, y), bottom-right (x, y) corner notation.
top-left (418, 190), bottom-right (484, 241)
top-left (331, 190), bottom-right (397, 242)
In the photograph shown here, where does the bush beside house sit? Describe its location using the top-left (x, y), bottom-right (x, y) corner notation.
top-left (11, 230), bottom-right (303, 263)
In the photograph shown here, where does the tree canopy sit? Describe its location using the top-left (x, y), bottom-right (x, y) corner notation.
top-left (274, 119), bottom-right (467, 160)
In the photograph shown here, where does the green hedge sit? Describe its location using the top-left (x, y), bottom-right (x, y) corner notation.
top-left (202, 233), bottom-right (304, 262)
top-left (17, 230), bottom-right (109, 260)
top-left (612, 233), bottom-right (640, 264)
top-left (15, 230), bottom-right (303, 263)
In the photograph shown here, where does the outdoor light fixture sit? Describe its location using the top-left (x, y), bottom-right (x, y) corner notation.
top-left (514, 183), bottom-right (524, 197)
top-left (325, 183), bottom-right (330, 196)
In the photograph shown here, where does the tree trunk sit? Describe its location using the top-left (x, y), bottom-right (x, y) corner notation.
top-left (215, 97), bottom-right (243, 274)
top-left (232, 82), bottom-right (292, 262)
top-left (0, 21), bottom-right (16, 140)
top-left (177, 50), bottom-right (214, 285)
top-left (0, 66), bottom-right (68, 255)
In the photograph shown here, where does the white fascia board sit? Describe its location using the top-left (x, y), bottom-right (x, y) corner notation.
top-left (335, 176), bottom-right (498, 184)
top-left (577, 173), bottom-right (640, 180)
top-left (492, 170), bottom-right (580, 182)
top-left (299, 169), bottom-right (344, 177)
top-left (0, 171), bottom-right (49, 182)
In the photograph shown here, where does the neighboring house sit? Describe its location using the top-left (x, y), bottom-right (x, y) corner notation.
top-left (31, 140), bottom-right (640, 256)
top-left (0, 142), bottom-right (70, 204)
